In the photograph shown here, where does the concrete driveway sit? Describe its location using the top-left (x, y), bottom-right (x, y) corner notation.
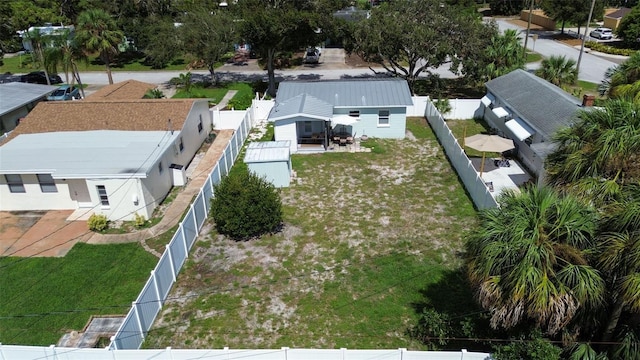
top-left (0, 210), bottom-right (91, 257)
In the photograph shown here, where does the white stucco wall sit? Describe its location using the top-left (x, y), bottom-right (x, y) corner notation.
top-left (86, 178), bottom-right (148, 221)
top-left (274, 119), bottom-right (298, 153)
top-left (172, 100), bottom-right (212, 168)
top-left (0, 175), bottom-right (76, 211)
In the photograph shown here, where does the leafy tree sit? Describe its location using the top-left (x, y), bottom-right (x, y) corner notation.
top-left (24, 29), bottom-right (53, 84)
top-left (348, 0), bottom-right (495, 93)
top-left (489, 0), bottom-right (525, 16)
top-left (542, 0), bottom-right (603, 34)
top-left (238, 0), bottom-right (330, 96)
top-left (75, 8), bottom-right (123, 84)
top-left (140, 16), bottom-right (180, 69)
top-left (493, 331), bottom-right (562, 360)
top-left (10, 0), bottom-right (65, 32)
top-left (180, 7), bottom-right (235, 83)
top-left (466, 186), bottom-right (603, 335)
top-left (535, 55), bottom-right (578, 87)
top-left (210, 169), bottom-right (283, 240)
top-left (617, 4), bottom-right (640, 48)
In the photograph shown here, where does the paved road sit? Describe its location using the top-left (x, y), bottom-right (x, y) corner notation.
top-left (496, 19), bottom-right (619, 83)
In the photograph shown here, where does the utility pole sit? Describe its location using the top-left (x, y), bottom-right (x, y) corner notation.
top-left (523, 0), bottom-right (534, 60)
top-left (576, 0), bottom-right (597, 77)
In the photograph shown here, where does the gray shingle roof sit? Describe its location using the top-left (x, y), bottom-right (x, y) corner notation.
top-left (485, 69), bottom-right (582, 140)
top-left (0, 82), bottom-right (57, 116)
top-left (269, 93), bottom-right (334, 121)
top-left (275, 79), bottom-right (414, 108)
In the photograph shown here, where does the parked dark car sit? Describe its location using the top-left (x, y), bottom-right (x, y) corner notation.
top-left (20, 71), bottom-right (63, 85)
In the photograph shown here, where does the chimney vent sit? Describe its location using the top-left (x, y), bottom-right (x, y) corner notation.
top-left (582, 94), bottom-right (595, 107)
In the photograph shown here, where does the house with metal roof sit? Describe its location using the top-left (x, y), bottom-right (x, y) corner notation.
top-left (482, 69), bottom-right (585, 183)
top-left (0, 82), bottom-right (57, 134)
top-left (269, 79), bottom-right (414, 153)
top-left (0, 93), bottom-right (212, 221)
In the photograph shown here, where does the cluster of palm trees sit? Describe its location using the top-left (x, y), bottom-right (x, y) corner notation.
top-left (467, 89), bottom-right (640, 357)
top-left (25, 8), bottom-right (123, 87)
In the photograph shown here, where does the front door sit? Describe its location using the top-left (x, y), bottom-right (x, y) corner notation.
top-left (68, 180), bottom-right (92, 207)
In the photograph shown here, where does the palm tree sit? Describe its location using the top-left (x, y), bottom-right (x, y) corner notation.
top-left (75, 9), bottom-right (123, 84)
top-left (600, 52), bottom-right (640, 99)
top-left (545, 100), bottom-right (640, 204)
top-left (536, 55), bottom-right (578, 87)
top-left (483, 29), bottom-right (525, 81)
top-left (466, 186), bottom-right (603, 335)
top-left (24, 29), bottom-right (53, 85)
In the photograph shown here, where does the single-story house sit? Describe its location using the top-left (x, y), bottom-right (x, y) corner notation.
top-left (482, 69), bottom-right (588, 184)
top-left (0, 95), bottom-right (212, 221)
top-left (86, 79), bottom-right (156, 100)
top-left (269, 79), bottom-right (413, 153)
top-left (0, 82), bottom-right (57, 133)
top-left (604, 7), bottom-right (632, 31)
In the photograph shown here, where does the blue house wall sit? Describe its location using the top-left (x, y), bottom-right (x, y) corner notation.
top-left (332, 107), bottom-right (406, 139)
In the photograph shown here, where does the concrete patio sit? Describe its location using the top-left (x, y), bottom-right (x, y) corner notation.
top-left (470, 157), bottom-right (533, 199)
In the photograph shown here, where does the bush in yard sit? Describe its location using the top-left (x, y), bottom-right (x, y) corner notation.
top-left (88, 214), bottom-right (109, 232)
top-left (210, 170), bottom-right (282, 240)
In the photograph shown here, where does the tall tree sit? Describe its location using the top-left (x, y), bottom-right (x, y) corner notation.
top-left (348, 0), bottom-right (495, 94)
top-left (617, 4), bottom-right (640, 48)
top-left (75, 8), bottom-right (123, 84)
top-left (465, 28), bottom-right (525, 83)
top-left (541, 0), bottom-right (603, 34)
top-left (180, 7), bottom-right (234, 82)
top-left (535, 55), bottom-right (578, 87)
top-left (238, 0), bottom-right (328, 96)
top-left (466, 186), bottom-right (603, 335)
top-left (545, 99), bottom-right (640, 198)
top-left (600, 51), bottom-right (640, 100)
top-left (46, 28), bottom-right (86, 97)
top-left (24, 29), bottom-right (53, 85)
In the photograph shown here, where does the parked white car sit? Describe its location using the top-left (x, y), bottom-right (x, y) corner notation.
top-left (303, 47), bottom-right (321, 64)
top-left (590, 27), bottom-right (613, 40)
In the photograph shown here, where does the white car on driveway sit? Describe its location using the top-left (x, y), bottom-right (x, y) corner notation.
top-left (590, 27), bottom-right (613, 40)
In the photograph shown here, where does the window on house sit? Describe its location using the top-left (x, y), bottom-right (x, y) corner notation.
top-left (378, 110), bottom-right (390, 126)
top-left (158, 161), bottom-right (164, 174)
top-left (198, 115), bottom-right (204, 133)
top-left (5, 174), bottom-right (25, 193)
top-left (304, 121), bottom-right (312, 133)
top-left (37, 174), bottom-right (57, 193)
top-left (179, 137), bottom-right (184, 152)
top-left (349, 110), bottom-right (360, 117)
top-left (97, 185), bottom-right (109, 206)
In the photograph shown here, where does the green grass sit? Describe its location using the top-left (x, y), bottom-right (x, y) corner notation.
top-left (0, 243), bottom-right (157, 345)
top-left (1, 52), bottom-right (193, 74)
top-left (143, 119), bottom-right (479, 349)
top-left (446, 118), bottom-right (500, 158)
top-left (526, 52), bottom-right (542, 63)
top-left (172, 82), bottom-right (254, 110)
top-left (577, 80), bottom-right (599, 93)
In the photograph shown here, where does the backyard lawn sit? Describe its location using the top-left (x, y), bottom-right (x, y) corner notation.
top-left (0, 243), bottom-right (157, 346)
top-left (143, 117), bottom-right (480, 349)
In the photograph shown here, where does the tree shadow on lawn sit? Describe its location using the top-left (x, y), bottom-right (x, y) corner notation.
top-left (410, 267), bottom-right (495, 352)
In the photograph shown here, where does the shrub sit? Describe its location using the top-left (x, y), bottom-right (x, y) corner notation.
top-left (88, 214), bottom-right (109, 232)
top-left (586, 41), bottom-right (635, 56)
top-left (210, 169), bottom-right (282, 240)
top-left (134, 213), bottom-right (147, 228)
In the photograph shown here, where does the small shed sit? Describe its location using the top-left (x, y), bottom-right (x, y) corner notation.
top-left (244, 141), bottom-right (292, 187)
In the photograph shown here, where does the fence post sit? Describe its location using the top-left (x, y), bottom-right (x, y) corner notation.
top-left (133, 301), bottom-right (145, 340)
top-left (399, 348), bottom-right (406, 360)
top-left (166, 245), bottom-right (177, 282)
top-left (110, 335), bottom-right (118, 350)
top-left (461, 349), bottom-right (467, 360)
top-left (282, 347), bottom-right (289, 360)
top-left (201, 189), bottom-right (209, 218)
top-left (341, 347), bottom-right (347, 360)
top-left (180, 222), bottom-right (188, 258)
top-left (151, 270), bottom-right (162, 306)
top-left (191, 203), bottom-right (198, 234)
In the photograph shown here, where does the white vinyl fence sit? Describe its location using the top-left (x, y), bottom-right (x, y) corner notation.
top-left (409, 97), bottom-right (483, 119)
top-left (425, 100), bottom-right (498, 210)
top-left (108, 104), bottom-right (257, 350)
top-left (0, 345), bottom-right (491, 360)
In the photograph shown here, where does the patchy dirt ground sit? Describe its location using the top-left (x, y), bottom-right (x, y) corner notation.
top-left (145, 123), bottom-right (477, 349)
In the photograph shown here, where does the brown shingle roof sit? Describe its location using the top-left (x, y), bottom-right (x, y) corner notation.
top-left (606, 7), bottom-right (632, 19)
top-left (4, 99), bottom-right (200, 143)
top-left (86, 80), bottom-right (156, 100)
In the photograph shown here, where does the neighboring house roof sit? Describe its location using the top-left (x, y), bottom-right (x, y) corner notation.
top-left (485, 69), bottom-right (582, 140)
top-left (333, 6), bottom-right (370, 21)
top-left (0, 130), bottom-right (178, 178)
top-left (275, 79), bottom-right (414, 108)
top-left (269, 93), bottom-right (334, 121)
top-left (3, 99), bottom-right (200, 143)
top-left (244, 141), bottom-right (291, 163)
top-left (0, 82), bottom-right (57, 116)
top-left (605, 7), bottom-right (631, 19)
top-left (87, 80), bottom-right (156, 100)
